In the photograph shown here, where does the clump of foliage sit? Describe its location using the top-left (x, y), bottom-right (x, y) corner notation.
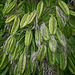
top-left (0, 0), bottom-right (75, 75)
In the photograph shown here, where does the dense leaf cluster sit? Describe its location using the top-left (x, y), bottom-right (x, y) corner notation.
top-left (0, 0), bottom-right (75, 75)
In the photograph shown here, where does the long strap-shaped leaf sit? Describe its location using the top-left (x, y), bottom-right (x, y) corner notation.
top-left (43, 25), bottom-right (49, 41)
top-left (48, 48), bottom-right (56, 65)
top-left (6, 36), bottom-right (16, 53)
top-left (28, 10), bottom-right (36, 24)
top-left (56, 29), bottom-right (66, 46)
top-left (16, 1), bottom-right (24, 11)
top-left (11, 43), bottom-right (20, 60)
top-left (49, 15), bottom-right (57, 35)
top-left (11, 17), bottom-right (20, 35)
top-left (20, 13), bottom-right (29, 28)
top-left (37, 1), bottom-right (44, 19)
top-left (25, 29), bottom-right (32, 46)
top-left (49, 36), bottom-right (57, 52)
top-left (38, 45), bottom-right (47, 61)
top-left (68, 57), bottom-right (75, 74)
top-left (3, 1), bottom-right (16, 15)
top-left (60, 52), bottom-right (67, 70)
top-left (18, 53), bottom-right (26, 74)
top-left (58, 0), bottom-right (69, 15)
top-left (0, 53), bottom-right (7, 68)
top-left (5, 14), bottom-right (16, 24)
